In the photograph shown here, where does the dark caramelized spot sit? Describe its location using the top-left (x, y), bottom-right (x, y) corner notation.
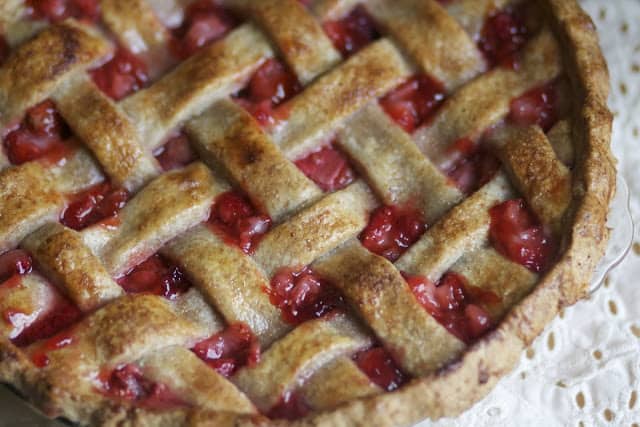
top-left (489, 199), bottom-right (555, 273)
top-left (99, 364), bottom-right (187, 409)
top-left (359, 205), bottom-right (426, 262)
top-left (294, 143), bottom-right (356, 192)
top-left (207, 191), bottom-right (271, 254)
top-left (0, 35), bottom-right (9, 65)
top-left (379, 74), bottom-right (446, 133)
top-left (323, 5), bottom-right (380, 57)
top-left (404, 272), bottom-right (498, 344)
top-left (268, 266), bottom-right (345, 325)
top-left (439, 138), bottom-right (500, 195)
top-left (91, 47), bottom-right (149, 100)
top-left (191, 323), bottom-right (260, 377)
top-left (154, 133), bottom-right (197, 171)
top-left (235, 58), bottom-right (302, 127)
top-left (61, 182), bottom-right (129, 231)
top-left (353, 346), bottom-right (406, 391)
top-left (3, 100), bottom-right (73, 165)
top-left (478, 6), bottom-right (529, 70)
top-left (170, 0), bottom-right (237, 59)
top-left (509, 81), bottom-right (560, 132)
top-left (27, 0), bottom-right (101, 23)
top-left (117, 254), bottom-right (191, 300)
top-left (0, 250), bottom-right (33, 284)
top-left (268, 391), bottom-right (311, 420)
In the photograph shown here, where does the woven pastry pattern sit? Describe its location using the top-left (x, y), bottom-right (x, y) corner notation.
top-left (0, 0), bottom-right (574, 423)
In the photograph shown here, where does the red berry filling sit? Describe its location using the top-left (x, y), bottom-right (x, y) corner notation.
top-left (478, 6), bottom-right (528, 70)
top-left (91, 47), bottom-right (148, 101)
top-left (170, 0), bottom-right (236, 59)
top-left (353, 346), bottom-right (406, 391)
top-left (61, 182), bottom-right (129, 231)
top-left (268, 391), bottom-right (311, 420)
top-left (379, 74), bottom-right (446, 133)
top-left (154, 133), bottom-right (197, 171)
top-left (27, 0), bottom-right (100, 23)
top-left (509, 81), bottom-right (560, 132)
top-left (207, 191), bottom-right (271, 254)
top-left (192, 323), bottom-right (260, 377)
top-left (268, 266), bottom-right (345, 325)
top-left (489, 199), bottom-right (555, 273)
top-left (440, 138), bottom-right (500, 194)
top-left (294, 143), bottom-right (356, 192)
top-left (10, 295), bottom-right (82, 348)
top-left (405, 272), bottom-right (498, 344)
top-left (0, 250), bottom-right (33, 284)
top-left (359, 205), bottom-right (426, 262)
top-left (323, 5), bottom-right (380, 57)
top-left (117, 254), bottom-right (191, 300)
top-left (99, 364), bottom-right (187, 409)
top-left (3, 100), bottom-right (73, 165)
top-left (29, 330), bottom-right (75, 368)
top-left (235, 58), bottom-right (302, 127)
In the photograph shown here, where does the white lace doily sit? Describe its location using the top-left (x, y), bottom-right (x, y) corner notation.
top-left (1, 2), bottom-right (638, 426)
top-left (420, 1), bottom-right (640, 426)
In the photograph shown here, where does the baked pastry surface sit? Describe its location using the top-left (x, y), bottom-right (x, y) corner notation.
top-left (0, 0), bottom-right (613, 426)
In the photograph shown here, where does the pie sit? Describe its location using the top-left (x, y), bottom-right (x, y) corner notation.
top-left (0, 0), bottom-right (614, 426)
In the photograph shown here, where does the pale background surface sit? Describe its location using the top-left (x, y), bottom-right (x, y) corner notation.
top-left (1, 1), bottom-right (639, 426)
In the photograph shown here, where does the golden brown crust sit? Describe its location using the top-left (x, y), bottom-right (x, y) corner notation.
top-left (121, 24), bottom-right (274, 150)
top-left (20, 223), bottom-right (124, 312)
top-left (0, 20), bottom-right (111, 128)
top-left (0, 163), bottom-right (64, 254)
top-left (187, 100), bottom-right (322, 222)
top-left (53, 76), bottom-right (161, 192)
top-left (367, 0), bottom-right (485, 90)
top-left (224, 0), bottom-right (341, 84)
top-left (0, 1), bottom-right (613, 426)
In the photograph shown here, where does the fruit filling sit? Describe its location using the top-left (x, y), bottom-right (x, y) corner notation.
top-left (61, 182), bottom-right (129, 231)
top-left (29, 330), bottom-right (75, 368)
top-left (489, 199), bottom-right (555, 273)
top-left (207, 191), bottom-right (271, 254)
top-left (353, 346), bottom-right (406, 391)
top-left (191, 323), bottom-right (260, 377)
top-left (509, 81), bottom-right (560, 132)
top-left (439, 137), bottom-right (500, 195)
top-left (154, 132), bottom-right (197, 171)
top-left (359, 205), bottom-right (426, 262)
top-left (99, 364), bottom-right (187, 409)
top-left (0, 250), bottom-right (33, 284)
top-left (268, 266), bottom-right (345, 325)
top-left (294, 143), bottom-right (356, 192)
top-left (379, 74), bottom-right (446, 133)
top-left (235, 58), bottom-right (302, 127)
top-left (170, 0), bottom-right (237, 59)
top-left (404, 271), bottom-right (498, 344)
top-left (91, 47), bottom-right (149, 101)
top-left (27, 0), bottom-right (101, 23)
top-left (268, 390), bottom-right (311, 420)
top-left (323, 5), bottom-right (380, 57)
top-left (478, 6), bottom-right (529, 70)
top-left (3, 100), bottom-right (73, 165)
top-left (117, 254), bottom-right (191, 300)
top-left (10, 294), bottom-right (82, 349)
